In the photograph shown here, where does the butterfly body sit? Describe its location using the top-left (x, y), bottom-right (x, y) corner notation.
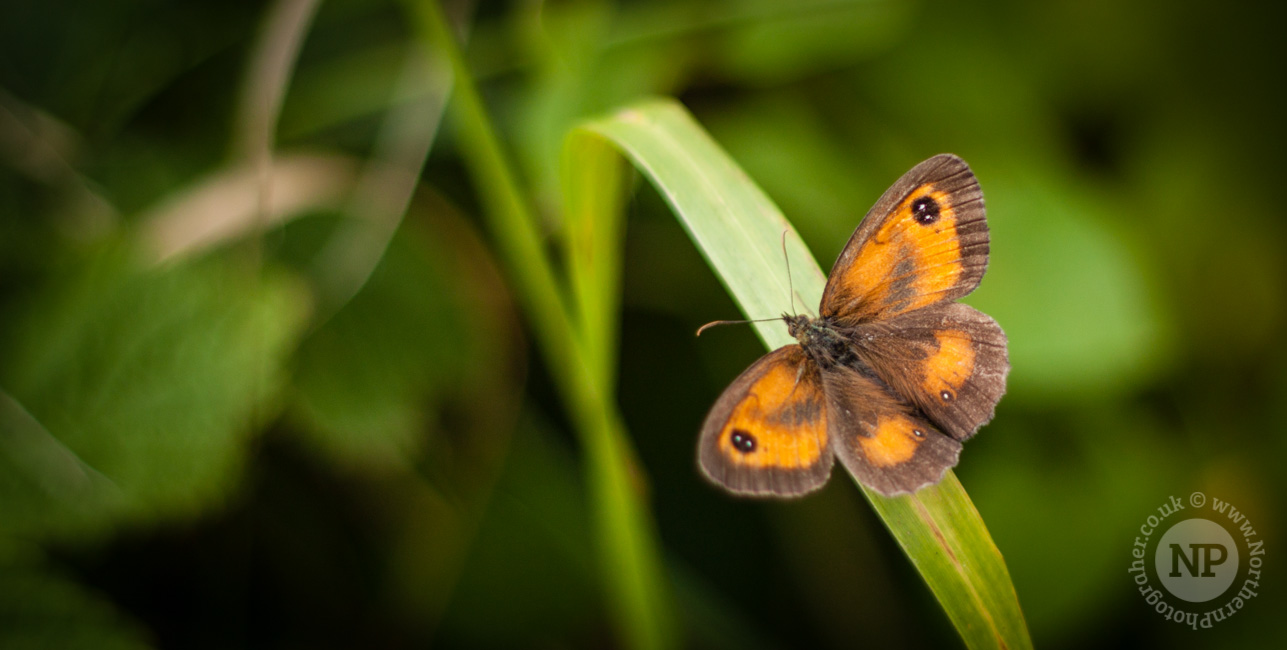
top-left (784, 314), bottom-right (858, 370)
top-left (699, 155), bottom-right (1009, 498)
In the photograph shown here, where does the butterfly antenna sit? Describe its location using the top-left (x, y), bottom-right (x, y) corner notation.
top-left (697, 230), bottom-right (798, 337)
top-left (696, 317), bottom-right (780, 337)
top-left (781, 229), bottom-right (797, 316)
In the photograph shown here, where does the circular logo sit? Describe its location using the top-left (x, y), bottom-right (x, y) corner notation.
top-left (1129, 493), bottom-right (1265, 629)
top-left (1155, 518), bottom-right (1238, 602)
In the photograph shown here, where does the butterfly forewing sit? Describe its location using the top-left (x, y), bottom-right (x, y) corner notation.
top-left (820, 154), bottom-right (988, 324)
top-left (698, 345), bottom-right (835, 497)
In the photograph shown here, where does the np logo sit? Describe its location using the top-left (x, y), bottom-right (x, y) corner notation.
top-left (1170, 542), bottom-right (1227, 577)
top-left (1129, 492), bottom-right (1264, 629)
top-left (1156, 519), bottom-right (1238, 602)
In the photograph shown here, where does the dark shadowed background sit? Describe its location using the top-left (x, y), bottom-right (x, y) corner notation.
top-left (1, 0), bottom-right (1284, 647)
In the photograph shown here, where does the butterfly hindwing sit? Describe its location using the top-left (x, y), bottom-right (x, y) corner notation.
top-left (850, 302), bottom-right (1009, 441)
top-left (820, 154), bottom-right (988, 323)
top-left (699, 345), bottom-right (834, 497)
top-left (821, 363), bottom-right (962, 497)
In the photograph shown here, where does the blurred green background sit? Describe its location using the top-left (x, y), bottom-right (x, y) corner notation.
top-left (2, 0), bottom-right (1284, 647)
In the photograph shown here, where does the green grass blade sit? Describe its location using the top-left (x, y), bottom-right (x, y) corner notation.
top-left (561, 133), bottom-right (628, 392)
top-left (571, 101), bottom-right (826, 350)
top-left (562, 123), bottom-right (679, 650)
top-left (405, 4), bottom-right (677, 648)
top-left (569, 97), bottom-right (1032, 650)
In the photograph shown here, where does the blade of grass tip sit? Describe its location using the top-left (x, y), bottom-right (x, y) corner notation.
top-left (571, 97), bottom-right (1031, 650)
top-left (404, 3), bottom-right (677, 649)
top-left (572, 101), bottom-right (824, 351)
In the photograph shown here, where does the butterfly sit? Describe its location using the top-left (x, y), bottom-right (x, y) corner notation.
top-left (698, 154), bottom-right (1008, 497)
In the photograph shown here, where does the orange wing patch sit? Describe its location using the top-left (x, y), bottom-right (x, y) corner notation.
top-left (869, 187), bottom-right (964, 309)
top-left (857, 414), bottom-right (925, 468)
top-left (821, 361), bottom-right (963, 496)
top-left (827, 185), bottom-right (968, 319)
top-left (820, 155), bottom-right (987, 323)
top-left (715, 356), bottom-right (827, 469)
top-left (850, 302), bottom-right (1008, 442)
top-left (920, 329), bottom-right (977, 401)
top-left (699, 345), bottom-right (835, 496)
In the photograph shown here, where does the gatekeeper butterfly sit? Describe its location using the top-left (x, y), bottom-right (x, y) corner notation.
top-left (699, 154), bottom-right (1008, 497)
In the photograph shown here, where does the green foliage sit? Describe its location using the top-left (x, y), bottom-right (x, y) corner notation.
top-left (1, 248), bottom-right (307, 538)
top-left (407, 2), bottom-right (677, 648)
top-left (288, 224), bottom-right (488, 471)
top-left (1, 0), bottom-right (1284, 648)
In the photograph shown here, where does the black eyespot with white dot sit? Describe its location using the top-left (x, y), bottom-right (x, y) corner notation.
top-left (912, 429), bottom-right (926, 438)
top-left (940, 390), bottom-right (954, 402)
top-left (911, 196), bottom-right (941, 225)
top-left (730, 430), bottom-right (757, 453)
